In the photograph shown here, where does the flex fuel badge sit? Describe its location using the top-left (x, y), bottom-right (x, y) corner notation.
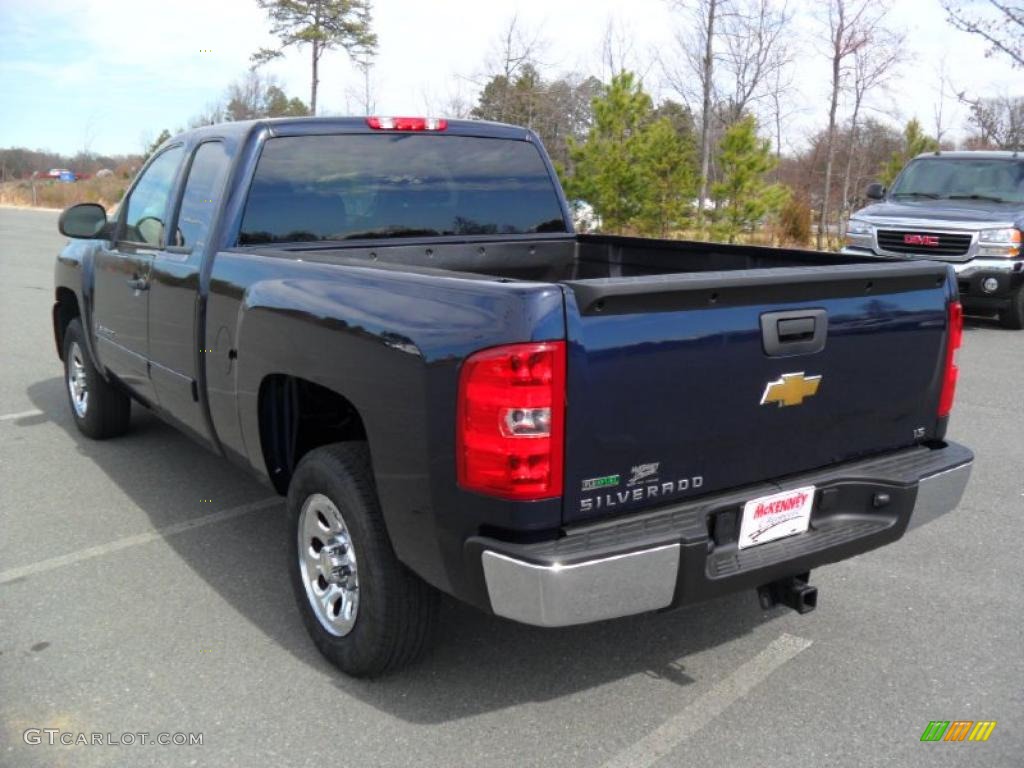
top-left (581, 474), bottom-right (620, 492)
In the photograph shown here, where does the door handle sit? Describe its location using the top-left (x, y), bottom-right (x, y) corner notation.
top-left (127, 276), bottom-right (149, 291)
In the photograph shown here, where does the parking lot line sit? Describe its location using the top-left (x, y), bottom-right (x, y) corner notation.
top-left (0, 497), bottom-right (280, 585)
top-left (600, 633), bottom-right (813, 768)
top-left (0, 409), bottom-right (44, 421)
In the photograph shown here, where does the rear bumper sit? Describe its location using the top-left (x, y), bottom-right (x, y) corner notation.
top-left (473, 442), bottom-right (972, 627)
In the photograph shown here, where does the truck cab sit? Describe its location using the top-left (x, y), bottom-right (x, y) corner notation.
top-left (843, 151), bottom-right (1024, 328)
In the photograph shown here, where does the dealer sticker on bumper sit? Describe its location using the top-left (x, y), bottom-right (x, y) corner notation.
top-left (738, 485), bottom-right (816, 550)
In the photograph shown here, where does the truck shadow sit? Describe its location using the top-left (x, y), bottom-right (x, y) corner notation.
top-left (963, 313), bottom-right (1009, 331)
top-left (26, 375), bottom-right (782, 725)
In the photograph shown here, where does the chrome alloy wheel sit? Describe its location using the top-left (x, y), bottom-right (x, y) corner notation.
top-left (67, 341), bottom-right (89, 418)
top-left (297, 493), bottom-right (360, 636)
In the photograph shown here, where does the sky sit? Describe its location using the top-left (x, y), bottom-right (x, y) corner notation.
top-left (0, 0), bottom-right (1021, 157)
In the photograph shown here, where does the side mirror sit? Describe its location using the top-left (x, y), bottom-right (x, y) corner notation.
top-left (58, 203), bottom-right (109, 239)
top-left (865, 182), bottom-right (885, 201)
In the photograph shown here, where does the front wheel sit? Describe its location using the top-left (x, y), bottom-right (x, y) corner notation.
top-left (287, 443), bottom-right (439, 677)
top-left (62, 318), bottom-right (131, 438)
top-left (998, 285), bottom-right (1024, 329)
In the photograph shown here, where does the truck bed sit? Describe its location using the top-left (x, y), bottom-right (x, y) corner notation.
top-left (245, 232), bottom-right (869, 284)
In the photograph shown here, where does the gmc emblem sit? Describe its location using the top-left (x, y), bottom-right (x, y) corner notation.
top-left (903, 233), bottom-right (940, 246)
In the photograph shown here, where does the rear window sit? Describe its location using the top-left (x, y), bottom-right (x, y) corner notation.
top-left (238, 134), bottom-right (567, 244)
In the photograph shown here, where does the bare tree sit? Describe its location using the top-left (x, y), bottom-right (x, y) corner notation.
top-left (817, 0), bottom-right (895, 250)
top-left (838, 27), bottom-right (904, 230)
top-left (472, 14), bottom-right (548, 123)
top-left (346, 51), bottom-right (376, 114)
top-left (662, 0), bottom-right (722, 234)
top-left (943, 1), bottom-right (1024, 68)
top-left (961, 94), bottom-right (1024, 148)
top-left (717, 0), bottom-right (793, 124)
top-left (601, 17), bottom-right (649, 80)
top-left (765, 60), bottom-right (796, 177)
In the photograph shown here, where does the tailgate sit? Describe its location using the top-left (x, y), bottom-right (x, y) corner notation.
top-left (561, 262), bottom-right (953, 524)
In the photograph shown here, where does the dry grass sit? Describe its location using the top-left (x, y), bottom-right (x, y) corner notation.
top-left (0, 177), bottom-right (126, 211)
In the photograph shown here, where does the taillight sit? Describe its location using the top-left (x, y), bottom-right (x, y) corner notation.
top-left (457, 341), bottom-right (566, 500)
top-left (366, 116), bottom-right (447, 131)
top-left (938, 301), bottom-right (963, 418)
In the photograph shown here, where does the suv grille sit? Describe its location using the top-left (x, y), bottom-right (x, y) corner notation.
top-left (877, 229), bottom-right (972, 258)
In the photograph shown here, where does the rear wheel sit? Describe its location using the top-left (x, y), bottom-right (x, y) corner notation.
top-left (998, 286), bottom-right (1024, 329)
top-left (63, 318), bottom-right (131, 438)
top-left (287, 443), bottom-right (439, 677)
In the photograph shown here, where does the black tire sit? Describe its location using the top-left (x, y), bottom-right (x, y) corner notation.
top-left (287, 443), bottom-right (439, 677)
top-left (62, 318), bottom-right (131, 439)
top-left (998, 286), bottom-right (1024, 329)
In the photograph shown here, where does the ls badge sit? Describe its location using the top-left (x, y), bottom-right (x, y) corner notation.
top-left (760, 372), bottom-right (822, 408)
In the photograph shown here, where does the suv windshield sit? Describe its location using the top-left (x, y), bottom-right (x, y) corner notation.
top-left (239, 133), bottom-right (567, 244)
top-left (889, 157), bottom-right (1024, 204)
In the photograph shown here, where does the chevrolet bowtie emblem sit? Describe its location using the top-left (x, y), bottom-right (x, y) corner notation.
top-left (760, 372), bottom-right (822, 407)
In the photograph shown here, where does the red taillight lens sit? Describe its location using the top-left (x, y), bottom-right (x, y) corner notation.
top-left (938, 301), bottom-right (963, 418)
top-left (366, 116), bottom-right (447, 131)
top-left (457, 341), bottom-right (566, 500)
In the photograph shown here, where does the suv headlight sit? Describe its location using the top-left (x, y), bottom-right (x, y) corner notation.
top-left (978, 227), bottom-right (1021, 257)
top-left (846, 218), bottom-right (873, 236)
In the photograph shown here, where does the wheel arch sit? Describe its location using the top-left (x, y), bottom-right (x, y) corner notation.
top-left (53, 287), bottom-right (81, 361)
top-left (257, 373), bottom-right (369, 495)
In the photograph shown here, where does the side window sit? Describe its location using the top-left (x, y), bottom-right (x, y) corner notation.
top-left (174, 142), bottom-right (231, 254)
top-left (123, 146), bottom-right (185, 246)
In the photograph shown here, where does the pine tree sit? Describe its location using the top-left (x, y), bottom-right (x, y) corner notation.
top-left (881, 119), bottom-right (940, 185)
top-left (711, 116), bottom-right (788, 243)
top-left (142, 130), bottom-right (172, 163)
top-left (251, 0), bottom-right (377, 115)
top-left (563, 72), bottom-right (651, 233)
top-left (636, 117), bottom-right (698, 237)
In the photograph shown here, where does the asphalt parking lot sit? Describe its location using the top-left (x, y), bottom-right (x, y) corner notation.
top-left (1, 205), bottom-right (1021, 768)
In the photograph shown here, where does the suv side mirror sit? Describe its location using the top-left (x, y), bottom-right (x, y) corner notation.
top-left (865, 182), bottom-right (885, 201)
top-left (58, 203), bottom-right (109, 239)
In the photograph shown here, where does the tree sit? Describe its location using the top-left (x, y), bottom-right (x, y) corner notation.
top-left (717, 0), bottom-right (794, 125)
top-left (711, 116), bottom-right (788, 243)
top-left (817, 0), bottom-right (896, 249)
top-left (251, 0), bottom-right (377, 115)
top-left (838, 27), bottom-right (904, 231)
top-left (963, 95), bottom-right (1024, 149)
top-left (216, 72), bottom-right (311, 122)
top-left (652, 99), bottom-right (697, 138)
top-left (943, 1), bottom-right (1024, 68)
top-left (663, 0), bottom-right (794, 236)
top-left (636, 117), bottom-right (699, 237)
top-left (265, 86), bottom-right (311, 116)
top-left (564, 72), bottom-right (652, 232)
top-left (142, 129), bottom-right (172, 163)
top-left (473, 66), bottom-right (602, 177)
top-left (881, 119), bottom-right (939, 185)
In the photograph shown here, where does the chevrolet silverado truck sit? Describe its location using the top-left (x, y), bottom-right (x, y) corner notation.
top-left (844, 150), bottom-right (1024, 328)
top-left (54, 116), bottom-right (973, 677)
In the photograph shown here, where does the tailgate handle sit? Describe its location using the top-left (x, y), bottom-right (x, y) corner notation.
top-left (778, 317), bottom-right (815, 341)
top-left (761, 309), bottom-right (827, 356)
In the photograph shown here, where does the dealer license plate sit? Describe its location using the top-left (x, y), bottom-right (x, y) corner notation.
top-left (737, 486), bottom-right (815, 550)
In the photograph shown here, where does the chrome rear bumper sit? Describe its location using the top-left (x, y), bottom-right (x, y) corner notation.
top-left (481, 453), bottom-right (972, 627)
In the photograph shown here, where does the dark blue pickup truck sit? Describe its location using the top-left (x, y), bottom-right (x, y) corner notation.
top-left (54, 117), bottom-right (973, 676)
